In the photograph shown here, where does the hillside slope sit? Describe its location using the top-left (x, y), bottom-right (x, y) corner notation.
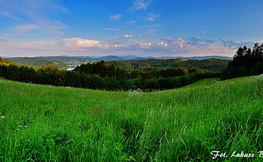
top-left (6, 57), bottom-right (69, 69)
top-left (0, 75), bottom-right (262, 161)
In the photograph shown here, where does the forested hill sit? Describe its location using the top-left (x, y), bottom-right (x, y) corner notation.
top-left (5, 57), bottom-right (69, 69)
top-left (4, 56), bottom-right (230, 72)
top-left (112, 58), bottom-right (230, 72)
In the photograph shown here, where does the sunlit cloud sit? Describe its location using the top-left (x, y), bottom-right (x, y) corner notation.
top-left (109, 14), bottom-right (121, 20)
top-left (124, 34), bottom-right (136, 38)
top-left (135, 42), bottom-right (152, 49)
top-left (62, 37), bottom-right (101, 48)
top-left (157, 42), bottom-right (168, 47)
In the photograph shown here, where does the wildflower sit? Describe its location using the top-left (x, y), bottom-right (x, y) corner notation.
top-left (24, 126), bottom-right (27, 128)
top-left (16, 129), bottom-right (20, 131)
top-left (1, 116), bottom-right (4, 119)
top-left (19, 125), bottom-right (22, 127)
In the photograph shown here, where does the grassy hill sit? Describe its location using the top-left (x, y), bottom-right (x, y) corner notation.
top-left (0, 75), bottom-right (263, 161)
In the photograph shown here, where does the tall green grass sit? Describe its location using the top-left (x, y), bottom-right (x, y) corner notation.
top-left (0, 75), bottom-right (263, 161)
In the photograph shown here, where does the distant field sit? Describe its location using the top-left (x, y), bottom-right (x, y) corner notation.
top-left (0, 75), bottom-right (263, 161)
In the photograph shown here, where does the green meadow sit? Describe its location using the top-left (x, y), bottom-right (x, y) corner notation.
top-left (0, 75), bottom-right (263, 161)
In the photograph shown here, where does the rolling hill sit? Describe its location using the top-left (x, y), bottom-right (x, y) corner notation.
top-left (0, 75), bottom-right (262, 161)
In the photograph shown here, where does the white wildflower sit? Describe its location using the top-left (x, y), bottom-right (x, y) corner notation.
top-left (1, 116), bottom-right (5, 119)
top-left (24, 126), bottom-right (27, 128)
top-left (19, 125), bottom-right (22, 127)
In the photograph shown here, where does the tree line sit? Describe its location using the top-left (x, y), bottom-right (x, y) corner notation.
top-left (74, 60), bottom-right (208, 80)
top-left (0, 57), bottom-right (220, 91)
top-left (5, 57), bottom-right (69, 69)
top-left (111, 58), bottom-right (229, 72)
top-left (221, 43), bottom-right (263, 80)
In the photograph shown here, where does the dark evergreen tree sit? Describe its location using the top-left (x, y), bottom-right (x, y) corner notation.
top-left (7, 64), bottom-right (20, 81)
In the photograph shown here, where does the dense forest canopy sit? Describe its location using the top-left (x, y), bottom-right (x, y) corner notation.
top-left (111, 58), bottom-right (229, 72)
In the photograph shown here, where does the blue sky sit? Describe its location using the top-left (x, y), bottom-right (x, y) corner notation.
top-left (0, 0), bottom-right (263, 57)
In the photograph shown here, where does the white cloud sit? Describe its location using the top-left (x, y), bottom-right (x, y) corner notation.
top-left (145, 13), bottom-right (159, 22)
top-left (157, 42), bottom-right (168, 47)
top-left (130, 0), bottom-right (152, 11)
top-left (136, 42), bottom-right (152, 49)
top-left (126, 21), bottom-right (136, 24)
top-left (7, 25), bottom-right (39, 32)
top-left (109, 14), bottom-right (121, 20)
top-left (124, 34), bottom-right (136, 38)
top-left (62, 37), bottom-right (101, 49)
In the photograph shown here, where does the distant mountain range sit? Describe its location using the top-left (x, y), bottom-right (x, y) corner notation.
top-left (97, 55), bottom-right (233, 61)
top-left (2, 55), bottom-right (233, 60)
